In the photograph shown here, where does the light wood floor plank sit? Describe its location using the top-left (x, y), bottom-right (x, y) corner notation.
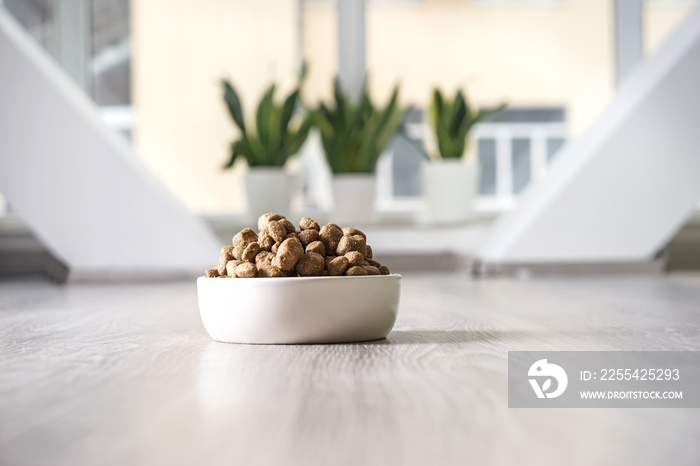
top-left (1, 273), bottom-right (699, 466)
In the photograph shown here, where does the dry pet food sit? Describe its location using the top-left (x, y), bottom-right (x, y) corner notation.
top-left (205, 213), bottom-right (392, 278)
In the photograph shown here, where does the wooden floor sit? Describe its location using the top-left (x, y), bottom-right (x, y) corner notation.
top-left (1, 272), bottom-right (699, 466)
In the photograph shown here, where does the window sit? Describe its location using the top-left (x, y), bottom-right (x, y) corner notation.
top-left (4, 0), bottom-right (697, 219)
top-left (383, 107), bottom-right (567, 213)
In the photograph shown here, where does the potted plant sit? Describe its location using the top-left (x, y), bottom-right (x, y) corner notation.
top-left (313, 78), bottom-right (405, 224)
top-left (222, 74), bottom-right (313, 219)
top-left (423, 88), bottom-right (505, 224)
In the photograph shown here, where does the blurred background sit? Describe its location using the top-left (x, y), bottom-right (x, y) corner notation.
top-left (1, 0), bottom-right (699, 280)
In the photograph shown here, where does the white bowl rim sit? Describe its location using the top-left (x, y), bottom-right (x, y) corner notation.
top-left (198, 273), bottom-right (401, 282)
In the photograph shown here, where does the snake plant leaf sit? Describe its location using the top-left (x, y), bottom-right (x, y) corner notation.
top-left (380, 101), bottom-right (403, 150)
top-left (362, 86), bottom-right (375, 118)
top-left (450, 91), bottom-right (467, 138)
top-left (460, 94), bottom-right (475, 131)
top-left (333, 77), bottom-right (348, 130)
top-left (430, 87), bottom-right (506, 159)
top-left (431, 88), bottom-right (444, 130)
top-left (256, 84), bottom-right (276, 148)
top-left (222, 74), bottom-right (312, 169)
top-left (246, 133), bottom-right (268, 167)
top-left (223, 142), bottom-right (239, 169)
top-left (222, 80), bottom-right (246, 134)
top-left (394, 107), bottom-right (430, 160)
top-left (314, 108), bottom-right (334, 137)
top-left (286, 114), bottom-right (315, 158)
top-left (231, 138), bottom-right (255, 166)
top-left (362, 86), bottom-right (400, 162)
top-left (462, 102), bottom-right (507, 139)
top-left (454, 138), bottom-right (466, 160)
top-left (315, 79), bottom-right (406, 174)
top-left (436, 122), bottom-right (457, 159)
top-left (474, 103), bottom-right (508, 124)
top-left (299, 60), bottom-right (308, 82)
top-left (352, 90), bottom-right (371, 137)
top-left (280, 89), bottom-right (300, 142)
top-left (318, 103), bottom-right (333, 125)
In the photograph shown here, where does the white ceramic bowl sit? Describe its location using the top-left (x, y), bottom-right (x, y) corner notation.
top-left (197, 274), bottom-right (401, 344)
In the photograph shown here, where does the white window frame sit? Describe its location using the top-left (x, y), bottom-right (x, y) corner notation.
top-left (473, 122), bottom-right (567, 212)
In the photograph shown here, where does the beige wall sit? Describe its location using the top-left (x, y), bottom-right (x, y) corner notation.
top-left (302, 3), bottom-right (338, 106)
top-left (133, 0), bottom-right (694, 214)
top-left (303, 0), bottom-right (694, 135)
top-left (132, 0), bottom-right (299, 213)
top-left (304, 0), bottom-right (614, 136)
top-left (371, 0), bottom-right (612, 136)
top-left (645, 1), bottom-right (695, 54)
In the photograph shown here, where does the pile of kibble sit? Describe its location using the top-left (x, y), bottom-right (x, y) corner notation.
top-left (205, 213), bottom-right (391, 278)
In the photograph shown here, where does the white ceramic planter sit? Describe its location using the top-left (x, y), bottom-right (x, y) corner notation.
top-left (422, 158), bottom-right (477, 225)
top-left (244, 167), bottom-right (294, 219)
top-left (331, 174), bottom-right (377, 225)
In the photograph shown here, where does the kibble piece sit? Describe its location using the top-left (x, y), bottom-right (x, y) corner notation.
top-left (217, 253), bottom-right (229, 274)
top-left (221, 245), bottom-right (234, 259)
top-left (344, 250), bottom-right (365, 267)
top-left (295, 252), bottom-right (324, 277)
top-left (306, 240), bottom-right (325, 256)
top-left (336, 234), bottom-right (367, 256)
top-left (279, 218), bottom-right (296, 235)
top-left (258, 232), bottom-right (275, 251)
top-left (299, 217), bottom-right (320, 231)
top-left (257, 213), bottom-right (285, 233)
top-left (285, 232), bottom-right (298, 240)
top-left (205, 268), bottom-right (220, 278)
top-left (323, 256), bottom-right (338, 268)
top-left (379, 265), bottom-right (390, 275)
top-left (366, 258), bottom-right (381, 268)
top-left (319, 223), bottom-right (343, 254)
top-left (232, 228), bottom-right (258, 248)
top-left (362, 265), bottom-right (380, 275)
top-left (267, 220), bottom-right (287, 243)
top-left (235, 262), bottom-right (257, 278)
top-left (232, 228), bottom-right (259, 260)
top-left (242, 242), bottom-right (261, 263)
top-left (365, 245), bottom-right (373, 259)
top-left (226, 259), bottom-right (244, 277)
top-left (327, 256), bottom-right (349, 276)
top-left (345, 266), bottom-right (368, 276)
top-left (272, 237), bottom-right (305, 272)
top-left (217, 245), bottom-right (234, 274)
top-left (342, 227), bottom-right (366, 240)
top-left (217, 261), bottom-right (228, 275)
top-left (298, 229), bottom-right (319, 248)
top-left (271, 242), bottom-right (281, 254)
top-left (255, 251), bottom-right (275, 268)
top-left (257, 264), bottom-right (285, 277)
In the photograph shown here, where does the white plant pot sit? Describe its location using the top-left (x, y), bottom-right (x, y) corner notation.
top-left (331, 174), bottom-right (377, 225)
top-left (244, 167), bottom-right (294, 219)
top-left (422, 159), bottom-right (477, 225)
